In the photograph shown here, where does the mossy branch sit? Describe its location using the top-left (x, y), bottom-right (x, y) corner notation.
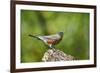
top-left (42, 49), bottom-right (75, 62)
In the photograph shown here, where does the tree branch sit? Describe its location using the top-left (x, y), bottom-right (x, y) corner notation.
top-left (42, 49), bottom-right (75, 62)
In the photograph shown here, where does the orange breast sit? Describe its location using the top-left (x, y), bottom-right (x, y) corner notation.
top-left (47, 39), bottom-right (54, 44)
top-left (47, 39), bottom-right (60, 45)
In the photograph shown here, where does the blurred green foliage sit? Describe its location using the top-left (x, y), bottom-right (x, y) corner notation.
top-left (21, 10), bottom-right (89, 63)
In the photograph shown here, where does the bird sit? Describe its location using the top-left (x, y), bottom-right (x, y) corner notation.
top-left (29, 32), bottom-right (63, 49)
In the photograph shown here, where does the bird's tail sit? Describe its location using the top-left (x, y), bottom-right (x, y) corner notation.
top-left (28, 34), bottom-right (41, 40)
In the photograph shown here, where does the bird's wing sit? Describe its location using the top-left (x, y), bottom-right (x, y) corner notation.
top-left (43, 34), bottom-right (60, 40)
top-left (37, 34), bottom-right (59, 41)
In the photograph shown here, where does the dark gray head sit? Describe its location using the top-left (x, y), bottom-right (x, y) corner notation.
top-left (58, 32), bottom-right (63, 36)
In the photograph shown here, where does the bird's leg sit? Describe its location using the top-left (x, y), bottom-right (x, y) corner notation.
top-left (49, 44), bottom-right (55, 50)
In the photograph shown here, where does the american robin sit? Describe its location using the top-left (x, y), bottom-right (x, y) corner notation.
top-left (29, 32), bottom-right (63, 49)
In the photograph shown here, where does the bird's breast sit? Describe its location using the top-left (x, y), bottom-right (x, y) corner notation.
top-left (47, 39), bottom-right (61, 45)
top-left (47, 39), bottom-right (54, 44)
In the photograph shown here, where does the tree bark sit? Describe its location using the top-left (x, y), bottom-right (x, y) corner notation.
top-left (42, 49), bottom-right (75, 62)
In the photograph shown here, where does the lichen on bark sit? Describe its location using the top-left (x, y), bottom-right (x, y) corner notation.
top-left (42, 49), bottom-right (75, 62)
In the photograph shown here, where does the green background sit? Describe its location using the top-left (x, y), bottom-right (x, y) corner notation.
top-left (21, 10), bottom-right (89, 63)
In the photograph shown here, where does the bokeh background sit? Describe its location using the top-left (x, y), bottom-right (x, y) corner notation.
top-left (21, 10), bottom-right (89, 63)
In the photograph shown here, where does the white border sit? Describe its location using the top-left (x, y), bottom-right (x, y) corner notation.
top-left (16, 5), bottom-right (94, 69)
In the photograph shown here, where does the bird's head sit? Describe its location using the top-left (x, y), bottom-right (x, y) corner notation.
top-left (58, 32), bottom-right (63, 37)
